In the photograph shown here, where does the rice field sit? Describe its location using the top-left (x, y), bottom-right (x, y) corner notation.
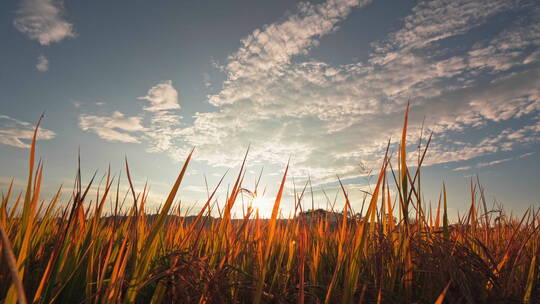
top-left (1, 109), bottom-right (538, 303)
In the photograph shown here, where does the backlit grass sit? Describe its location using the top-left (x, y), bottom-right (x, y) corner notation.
top-left (0, 109), bottom-right (538, 303)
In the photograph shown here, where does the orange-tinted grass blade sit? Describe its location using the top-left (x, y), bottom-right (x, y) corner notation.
top-left (401, 102), bottom-right (409, 223)
top-left (523, 253), bottom-right (537, 304)
top-left (254, 160), bottom-right (289, 304)
top-left (0, 223), bottom-right (28, 304)
top-left (443, 183), bottom-right (449, 240)
top-left (125, 148), bottom-right (194, 302)
top-left (434, 280), bottom-right (451, 304)
top-left (180, 171), bottom-right (227, 248)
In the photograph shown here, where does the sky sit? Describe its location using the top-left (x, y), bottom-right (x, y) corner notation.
top-left (1, 0), bottom-right (539, 218)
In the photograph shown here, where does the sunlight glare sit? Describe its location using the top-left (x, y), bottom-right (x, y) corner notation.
top-left (251, 195), bottom-right (272, 217)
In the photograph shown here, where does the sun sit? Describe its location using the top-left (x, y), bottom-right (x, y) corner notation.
top-left (251, 195), bottom-right (268, 209)
top-left (250, 195), bottom-right (272, 217)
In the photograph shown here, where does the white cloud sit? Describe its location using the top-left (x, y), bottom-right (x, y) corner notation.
top-left (184, 185), bottom-right (208, 193)
top-left (518, 151), bottom-right (535, 158)
top-left (172, 0), bottom-right (540, 184)
top-left (476, 157), bottom-right (513, 168)
top-left (138, 80), bottom-right (180, 112)
top-left (467, 20), bottom-right (540, 72)
top-left (453, 165), bottom-right (472, 172)
top-left (75, 0), bottom-right (540, 185)
top-left (36, 54), bottom-right (49, 72)
top-left (372, 0), bottom-right (516, 55)
top-left (215, 0), bottom-right (372, 99)
top-left (14, 0), bottom-right (75, 45)
top-left (0, 115), bottom-right (55, 148)
top-left (79, 111), bottom-right (145, 143)
top-left (144, 110), bottom-right (183, 153)
top-left (452, 157), bottom-right (514, 172)
top-left (433, 120), bottom-right (540, 170)
top-left (139, 81), bottom-right (183, 153)
top-left (203, 73), bottom-right (212, 88)
top-left (79, 81), bottom-right (183, 153)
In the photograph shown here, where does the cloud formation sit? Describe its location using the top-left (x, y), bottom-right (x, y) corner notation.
top-left (138, 81), bottom-right (182, 152)
top-left (36, 54), bottom-right (49, 72)
top-left (0, 115), bottom-right (55, 148)
top-left (14, 0), bottom-right (75, 45)
top-left (454, 157), bottom-right (516, 172)
top-left (174, 0), bottom-right (540, 182)
top-left (79, 111), bottom-right (145, 143)
top-left (221, 0), bottom-right (372, 85)
top-left (75, 0), bottom-right (540, 185)
top-left (79, 81), bottom-right (182, 151)
top-left (372, 0), bottom-right (516, 55)
top-left (138, 80), bottom-right (180, 112)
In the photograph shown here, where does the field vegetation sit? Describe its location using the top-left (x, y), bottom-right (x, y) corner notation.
top-left (0, 108), bottom-right (538, 303)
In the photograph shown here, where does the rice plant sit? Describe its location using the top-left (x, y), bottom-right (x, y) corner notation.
top-left (0, 109), bottom-right (538, 303)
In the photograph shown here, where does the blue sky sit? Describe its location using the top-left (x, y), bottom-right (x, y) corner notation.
top-left (1, 0), bottom-right (539, 218)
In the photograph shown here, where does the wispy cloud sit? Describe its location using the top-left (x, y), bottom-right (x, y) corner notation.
top-left (74, 0), bottom-right (540, 185)
top-left (429, 118), bottom-right (540, 169)
top-left (0, 115), bottom-right (55, 148)
top-left (79, 81), bottom-right (183, 152)
top-left (453, 157), bottom-right (513, 172)
top-left (476, 158), bottom-right (513, 168)
top-left (79, 111), bottom-right (145, 143)
top-left (171, 0), bottom-right (540, 183)
top-left (220, 0), bottom-right (372, 86)
top-left (138, 81), bottom-right (183, 153)
top-left (14, 0), bottom-right (75, 45)
top-left (36, 54), bottom-right (49, 72)
top-left (518, 151), bottom-right (535, 158)
top-left (203, 73), bottom-right (211, 88)
top-left (372, 0), bottom-right (516, 56)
